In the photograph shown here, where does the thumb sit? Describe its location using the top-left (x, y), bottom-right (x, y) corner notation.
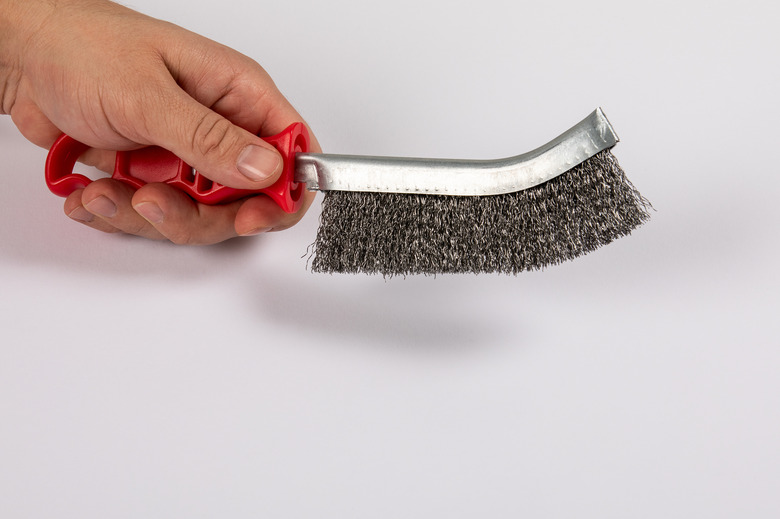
top-left (148, 93), bottom-right (283, 190)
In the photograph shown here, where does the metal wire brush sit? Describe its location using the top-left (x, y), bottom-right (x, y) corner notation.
top-left (45, 108), bottom-right (651, 276)
top-left (298, 108), bottom-right (652, 276)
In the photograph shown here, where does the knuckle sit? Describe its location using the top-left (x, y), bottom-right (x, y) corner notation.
top-left (190, 113), bottom-right (237, 160)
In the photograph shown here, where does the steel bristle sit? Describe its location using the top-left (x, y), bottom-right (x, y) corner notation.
top-left (308, 150), bottom-right (652, 277)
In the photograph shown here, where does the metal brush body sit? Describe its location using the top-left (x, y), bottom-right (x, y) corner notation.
top-left (295, 108), bottom-right (619, 196)
top-left (306, 107), bottom-right (651, 276)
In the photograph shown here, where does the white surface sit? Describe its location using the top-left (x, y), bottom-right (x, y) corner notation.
top-left (2, 1), bottom-right (779, 517)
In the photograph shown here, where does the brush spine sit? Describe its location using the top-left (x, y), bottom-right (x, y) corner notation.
top-left (294, 108), bottom-right (619, 196)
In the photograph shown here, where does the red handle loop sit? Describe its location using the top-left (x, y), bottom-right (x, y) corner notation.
top-left (44, 122), bottom-right (310, 214)
top-left (44, 135), bottom-right (94, 197)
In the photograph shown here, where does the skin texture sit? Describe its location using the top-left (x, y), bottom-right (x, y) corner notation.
top-left (0, 0), bottom-right (320, 244)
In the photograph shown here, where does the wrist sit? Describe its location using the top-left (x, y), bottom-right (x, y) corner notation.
top-left (0, 0), bottom-right (55, 114)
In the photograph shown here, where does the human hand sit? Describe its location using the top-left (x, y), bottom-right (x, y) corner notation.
top-left (0, 0), bottom-right (320, 244)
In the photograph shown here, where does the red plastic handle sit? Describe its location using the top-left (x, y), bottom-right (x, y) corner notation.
top-left (45, 122), bottom-right (310, 213)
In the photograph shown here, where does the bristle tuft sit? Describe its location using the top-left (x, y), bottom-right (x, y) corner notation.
top-left (309, 150), bottom-right (651, 276)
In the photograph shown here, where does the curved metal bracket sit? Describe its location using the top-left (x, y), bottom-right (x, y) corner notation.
top-left (294, 108), bottom-right (619, 196)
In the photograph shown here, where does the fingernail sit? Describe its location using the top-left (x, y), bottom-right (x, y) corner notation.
top-left (68, 206), bottom-right (94, 223)
top-left (237, 145), bottom-right (281, 182)
top-left (134, 202), bottom-right (164, 224)
top-left (85, 196), bottom-right (117, 218)
top-left (240, 227), bottom-right (272, 236)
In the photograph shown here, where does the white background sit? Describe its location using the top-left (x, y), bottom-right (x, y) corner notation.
top-left (2, 1), bottom-right (778, 517)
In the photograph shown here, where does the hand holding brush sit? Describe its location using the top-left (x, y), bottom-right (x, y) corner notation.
top-left (0, 0), bottom-right (320, 244)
